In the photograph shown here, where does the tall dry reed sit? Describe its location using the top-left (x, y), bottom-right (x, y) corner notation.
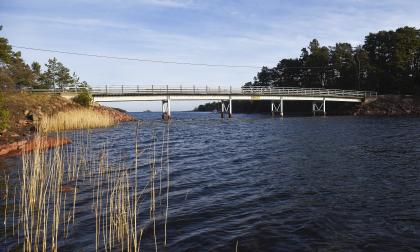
top-left (39, 109), bottom-right (116, 132)
top-left (1, 123), bottom-right (171, 252)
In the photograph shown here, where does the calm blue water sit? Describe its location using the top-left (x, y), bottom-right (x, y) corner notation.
top-left (2, 112), bottom-right (420, 251)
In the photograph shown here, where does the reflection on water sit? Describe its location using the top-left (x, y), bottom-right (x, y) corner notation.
top-left (1, 112), bottom-right (420, 251)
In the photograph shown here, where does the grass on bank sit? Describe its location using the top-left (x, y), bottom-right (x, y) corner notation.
top-left (39, 108), bottom-right (116, 132)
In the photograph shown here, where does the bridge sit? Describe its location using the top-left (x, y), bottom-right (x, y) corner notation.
top-left (80, 85), bottom-right (377, 119)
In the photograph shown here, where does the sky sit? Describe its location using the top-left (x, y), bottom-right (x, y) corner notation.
top-left (0, 0), bottom-right (419, 111)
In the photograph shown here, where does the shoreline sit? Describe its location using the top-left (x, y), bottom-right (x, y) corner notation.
top-left (193, 95), bottom-right (420, 117)
top-left (0, 136), bottom-right (72, 156)
top-left (0, 92), bottom-right (137, 156)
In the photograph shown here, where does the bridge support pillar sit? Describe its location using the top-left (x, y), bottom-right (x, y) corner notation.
top-left (271, 98), bottom-right (284, 117)
top-left (220, 98), bottom-right (232, 118)
top-left (312, 99), bottom-right (326, 116)
top-left (229, 98), bottom-right (232, 118)
top-left (162, 97), bottom-right (171, 121)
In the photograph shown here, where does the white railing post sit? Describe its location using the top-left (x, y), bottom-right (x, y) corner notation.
top-left (230, 85), bottom-right (232, 94)
top-left (218, 86), bottom-right (221, 93)
top-left (206, 85), bottom-right (208, 94)
top-left (106, 85), bottom-right (108, 94)
top-left (166, 85), bottom-right (169, 94)
top-left (151, 85), bottom-right (154, 94)
top-left (121, 85), bottom-right (124, 94)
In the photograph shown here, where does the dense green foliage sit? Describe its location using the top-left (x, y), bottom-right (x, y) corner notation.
top-left (72, 89), bottom-right (92, 107)
top-left (0, 25), bottom-right (89, 91)
top-left (194, 101), bottom-right (272, 113)
top-left (0, 91), bottom-right (9, 130)
top-left (247, 26), bottom-right (420, 95)
top-left (194, 102), bottom-right (220, 112)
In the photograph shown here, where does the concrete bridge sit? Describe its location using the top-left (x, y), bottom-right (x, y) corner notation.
top-left (86, 85), bottom-right (377, 119)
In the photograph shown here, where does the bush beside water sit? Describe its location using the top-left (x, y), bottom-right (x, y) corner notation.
top-left (72, 90), bottom-right (92, 107)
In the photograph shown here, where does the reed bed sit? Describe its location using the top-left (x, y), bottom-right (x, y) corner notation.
top-left (39, 109), bottom-right (116, 132)
top-left (1, 123), bottom-right (171, 251)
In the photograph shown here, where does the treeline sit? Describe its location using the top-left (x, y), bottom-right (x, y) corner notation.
top-left (196, 26), bottom-right (420, 113)
top-left (194, 101), bottom-right (273, 113)
top-left (246, 26), bottom-right (420, 95)
top-left (0, 25), bottom-right (88, 91)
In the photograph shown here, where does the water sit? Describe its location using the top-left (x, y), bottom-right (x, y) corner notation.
top-left (2, 112), bottom-right (420, 251)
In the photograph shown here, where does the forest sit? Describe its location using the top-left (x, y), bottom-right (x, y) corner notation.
top-left (195, 26), bottom-right (420, 112)
top-left (246, 26), bottom-right (419, 95)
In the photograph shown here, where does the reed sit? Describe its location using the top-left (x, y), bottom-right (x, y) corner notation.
top-left (1, 121), bottom-right (171, 251)
top-left (39, 108), bottom-right (116, 132)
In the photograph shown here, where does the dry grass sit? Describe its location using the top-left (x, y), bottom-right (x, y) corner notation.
top-left (39, 109), bottom-right (116, 132)
top-left (3, 92), bottom-right (80, 123)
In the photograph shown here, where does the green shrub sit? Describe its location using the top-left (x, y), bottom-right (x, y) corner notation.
top-left (0, 108), bottom-right (9, 130)
top-left (0, 92), bottom-right (8, 130)
top-left (72, 90), bottom-right (92, 107)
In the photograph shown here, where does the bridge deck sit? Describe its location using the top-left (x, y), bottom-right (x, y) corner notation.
top-left (31, 85), bottom-right (378, 118)
top-left (84, 86), bottom-right (376, 102)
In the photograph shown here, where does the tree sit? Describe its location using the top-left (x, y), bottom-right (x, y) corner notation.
top-left (31, 61), bottom-right (46, 89)
top-left (246, 26), bottom-right (420, 95)
top-left (0, 26), bottom-right (36, 89)
top-left (0, 25), bottom-right (13, 66)
top-left (364, 26), bottom-right (420, 94)
top-left (0, 26), bottom-right (90, 91)
top-left (305, 39), bottom-right (330, 87)
top-left (330, 43), bottom-right (357, 89)
top-left (43, 57), bottom-right (75, 90)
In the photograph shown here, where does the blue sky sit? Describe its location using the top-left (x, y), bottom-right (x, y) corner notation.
top-left (1, 0), bottom-right (419, 111)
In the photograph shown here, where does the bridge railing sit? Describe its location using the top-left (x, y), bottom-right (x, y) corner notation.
top-left (241, 86), bottom-right (378, 97)
top-left (88, 85), bottom-right (377, 98)
top-left (29, 85), bottom-right (378, 98)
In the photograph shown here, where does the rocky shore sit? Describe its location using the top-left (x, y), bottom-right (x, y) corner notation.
top-left (92, 105), bottom-right (137, 123)
top-left (0, 137), bottom-right (71, 156)
top-left (0, 92), bottom-right (137, 156)
top-left (355, 95), bottom-right (420, 116)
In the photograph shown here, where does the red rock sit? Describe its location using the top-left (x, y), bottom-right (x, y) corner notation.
top-left (60, 185), bottom-right (77, 193)
top-left (0, 137), bottom-right (71, 156)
